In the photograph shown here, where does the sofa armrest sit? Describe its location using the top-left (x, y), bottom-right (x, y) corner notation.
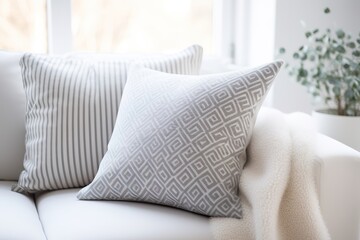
top-left (314, 133), bottom-right (360, 240)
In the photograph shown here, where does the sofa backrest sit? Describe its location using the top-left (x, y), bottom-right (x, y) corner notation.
top-left (0, 49), bottom-right (232, 181)
top-left (0, 51), bottom-right (26, 180)
top-left (0, 47), bottom-right (204, 181)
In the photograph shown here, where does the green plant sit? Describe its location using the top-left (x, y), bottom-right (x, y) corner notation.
top-left (280, 7), bottom-right (360, 116)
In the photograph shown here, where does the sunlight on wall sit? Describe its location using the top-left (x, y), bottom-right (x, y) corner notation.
top-left (71, 0), bottom-right (213, 53)
top-left (0, 0), bottom-right (47, 52)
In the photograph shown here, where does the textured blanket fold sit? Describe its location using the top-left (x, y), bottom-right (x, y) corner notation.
top-left (210, 108), bottom-right (330, 240)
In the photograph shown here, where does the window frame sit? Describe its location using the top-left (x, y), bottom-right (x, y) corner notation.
top-left (46, 0), bottom-right (234, 60)
top-left (47, 0), bottom-right (72, 54)
top-left (47, 0), bottom-right (276, 67)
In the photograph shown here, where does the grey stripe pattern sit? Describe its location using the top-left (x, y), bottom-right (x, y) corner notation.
top-left (77, 61), bottom-right (284, 218)
top-left (13, 45), bottom-right (203, 193)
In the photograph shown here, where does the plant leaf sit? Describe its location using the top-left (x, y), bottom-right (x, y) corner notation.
top-left (336, 55), bottom-right (343, 61)
top-left (333, 86), bottom-right (341, 95)
top-left (345, 89), bottom-right (354, 99)
top-left (346, 42), bottom-right (356, 48)
top-left (336, 29), bottom-right (345, 39)
top-left (300, 53), bottom-right (307, 60)
top-left (336, 45), bottom-right (346, 53)
top-left (352, 50), bottom-right (360, 57)
top-left (299, 68), bottom-right (308, 77)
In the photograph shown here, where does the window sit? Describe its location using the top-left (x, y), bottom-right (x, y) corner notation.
top-left (71, 0), bottom-right (214, 54)
top-left (0, 0), bottom-right (47, 52)
top-left (1, 0), bottom-right (235, 60)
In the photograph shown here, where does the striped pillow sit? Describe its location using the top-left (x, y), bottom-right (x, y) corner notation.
top-left (13, 45), bottom-right (203, 194)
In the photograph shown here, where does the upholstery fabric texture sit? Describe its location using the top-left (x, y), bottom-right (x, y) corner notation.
top-left (13, 45), bottom-right (203, 194)
top-left (77, 61), bottom-right (284, 218)
top-left (0, 51), bottom-right (26, 180)
top-left (0, 181), bottom-right (46, 240)
top-left (36, 188), bottom-right (213, 240)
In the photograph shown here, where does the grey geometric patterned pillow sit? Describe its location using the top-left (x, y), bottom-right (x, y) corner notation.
top-left (77, 61), bottom-right (283, 218)
top-left (13, 45), bottom-right (203, 194)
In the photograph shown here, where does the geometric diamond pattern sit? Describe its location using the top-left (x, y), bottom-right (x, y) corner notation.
top-left (78, 61), bottom-right (284, 218)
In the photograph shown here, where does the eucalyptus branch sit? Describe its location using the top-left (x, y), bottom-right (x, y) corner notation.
top-left (278, 7), bottom-right (360, 116)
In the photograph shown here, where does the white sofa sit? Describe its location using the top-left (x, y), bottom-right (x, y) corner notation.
top-left (0, 52), bottom-right (359, 240)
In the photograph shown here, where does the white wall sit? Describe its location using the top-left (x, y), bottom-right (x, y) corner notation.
top-left (273, 0), bottom-right (360, 113)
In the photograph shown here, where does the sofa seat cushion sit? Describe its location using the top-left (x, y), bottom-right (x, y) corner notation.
top-left (35, 188), bottom-right (214, 240)
top-left (0, 181), bottom-right (46, 240)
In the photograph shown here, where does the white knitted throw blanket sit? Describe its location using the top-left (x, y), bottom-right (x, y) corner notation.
top-left (210, 108), bottom-right (330, 240)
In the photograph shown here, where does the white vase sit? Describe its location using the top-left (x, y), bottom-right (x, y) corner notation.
top-left (312, 110), bottom-right (360, 151)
